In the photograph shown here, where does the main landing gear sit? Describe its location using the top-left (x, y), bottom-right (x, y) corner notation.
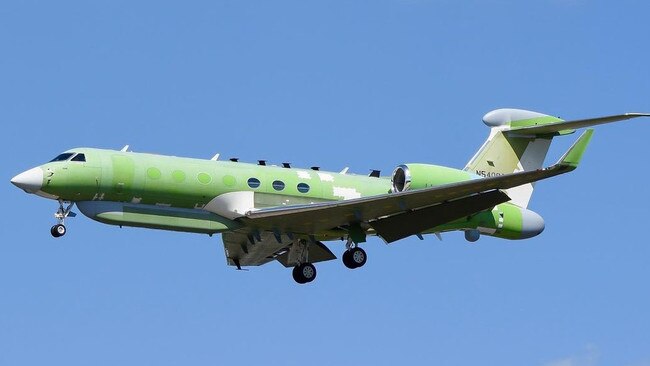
top-left (290, 239), bottom-right (317, 284)
top-left (342, 247), bottom-right (367, 269)
top-left (292, 263), bottom-right (317, 284)
top-left (51, 200), bottom-right (75, 238)
top-left (342, 225), bottom-right (367, 270)
top-left (342, 238), bottom-right (367, 269)
top-left (289, 237), bottom-right (368, 284)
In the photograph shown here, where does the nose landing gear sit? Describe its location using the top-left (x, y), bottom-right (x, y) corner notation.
top-left (50, 224), bottom-right (66, 237)
top-left (51, 200), bottom-right (75, 238)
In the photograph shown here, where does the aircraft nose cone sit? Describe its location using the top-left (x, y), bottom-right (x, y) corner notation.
top-left (520, 209), bottom-right (545, 239)
top-left (11, 167), bottom-right (44, 193)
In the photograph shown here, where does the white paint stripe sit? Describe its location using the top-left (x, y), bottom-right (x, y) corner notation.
top-left (317, 172), bottom-right (334, 182)
top-left (297, 171), bottom-right (312, 179)
top-left (332, 187), bottom-right (361, 200)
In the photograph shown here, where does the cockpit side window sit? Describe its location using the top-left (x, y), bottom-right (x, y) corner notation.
top-left (49, 153), bottom-right (74, 162)
top-left (71, 153), bottom-right (86, 162)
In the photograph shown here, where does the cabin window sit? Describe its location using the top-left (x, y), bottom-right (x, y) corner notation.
top-left (297, 183), bottom-right (310, 193)
top-left (49, 153), bottom-right (74, 162)
top-left (197, 172), bottom-right (212, 184)
top-left (272, 180), bottom-right (285, 191)
top-left (247, 178), bottom-right (261, 189)
top-left (71, 153), bottom-right (86, 162)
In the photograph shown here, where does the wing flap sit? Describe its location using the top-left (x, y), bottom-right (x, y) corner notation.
top-left (370, 190), bottom-right (510, 243)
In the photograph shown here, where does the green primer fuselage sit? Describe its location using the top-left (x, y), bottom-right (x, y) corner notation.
top-left (36, 147), bottom-right (531, 240)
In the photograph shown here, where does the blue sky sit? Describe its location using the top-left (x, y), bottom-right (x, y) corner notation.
top-left (2, 1), bottom-right (649, 365)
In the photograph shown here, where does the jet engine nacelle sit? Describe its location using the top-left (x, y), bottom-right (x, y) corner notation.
top-left (391, 163), bottom-right (476, 192)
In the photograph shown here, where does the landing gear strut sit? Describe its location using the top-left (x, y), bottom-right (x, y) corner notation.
top-left (51, 200), bottom-right (75, 238)
top-left (342, 238), bottom-right (367, 269)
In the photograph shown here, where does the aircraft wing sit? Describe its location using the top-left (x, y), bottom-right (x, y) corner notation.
top-left (240, 130), bottom-right (593, 242)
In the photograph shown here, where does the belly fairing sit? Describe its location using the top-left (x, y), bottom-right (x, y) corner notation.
top-left (76, 201), bottom-right (241, 234)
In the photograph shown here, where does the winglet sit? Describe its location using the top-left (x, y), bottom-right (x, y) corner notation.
top-left (557, 129), bottom-right (594, 170)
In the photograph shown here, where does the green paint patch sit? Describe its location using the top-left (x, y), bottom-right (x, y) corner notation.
top-left (111, 155), bottom-right (135, 195)
top-left (172, 170), bottom-right (186, 183)
top-left (560, 129), bottom-right (593, 169)
top-left (197, 172), bottom-right (212, 184)
top-left (147, 167), bottom-right (161, 179)
top-left (405, 164), bottom-right (474, 189)
top-left (222, 175), bottom-right (236, 187)
top-left (510, 116), bottom-right (563, 128)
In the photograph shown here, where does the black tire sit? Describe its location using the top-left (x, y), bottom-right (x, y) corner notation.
top-left (50, 224), bottom-right (66, 238)
top-left (342, 250), bottom-right (356, 269)
top-left (292, 263), bottom-right (317, 284)
top-left (344, 247), bottom-right (367, 269)
top-left (292, 266), bottom-right (306, 284)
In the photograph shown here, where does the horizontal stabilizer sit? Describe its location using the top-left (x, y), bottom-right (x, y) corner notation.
top-left (509, 113), bottom-right (650, 136)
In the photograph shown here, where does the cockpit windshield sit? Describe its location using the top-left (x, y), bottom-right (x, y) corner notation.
top-left (71, 153), bottom-right (86, 162)
top-left (49, 153), bottom-right (75, 162)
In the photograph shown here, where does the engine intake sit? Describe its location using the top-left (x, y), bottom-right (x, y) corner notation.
top-left (391, 165), bottom-right (411, 192)
top-left (391, 163), bottom-right (476, 193)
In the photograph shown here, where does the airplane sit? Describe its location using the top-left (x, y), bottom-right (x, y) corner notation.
top-left (10, 108), bottom-right (650, 284)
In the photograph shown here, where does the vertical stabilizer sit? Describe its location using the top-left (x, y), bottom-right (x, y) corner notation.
top-left (464, 109), bottom-right (563, 208)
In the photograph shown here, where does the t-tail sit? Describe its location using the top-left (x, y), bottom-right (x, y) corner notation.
top-left (465, 108), bottom-right (650, 208)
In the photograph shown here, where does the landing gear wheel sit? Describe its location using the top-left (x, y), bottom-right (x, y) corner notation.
top-left (342, 250), bottom-right (354, 269)
top-left (50, 224), bottom-right (66, 238)
top-left (343, 247), bottom-right (367, 269)
top-left (292, 263), bottom-right (317, 284)
top-left (292, 266), bottom-right (306, 284)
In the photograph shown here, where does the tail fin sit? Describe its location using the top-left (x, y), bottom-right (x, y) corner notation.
top-left (464, 109), bottom-right (560, 208)
top-left (465, 108), bottom-right (649, 208)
